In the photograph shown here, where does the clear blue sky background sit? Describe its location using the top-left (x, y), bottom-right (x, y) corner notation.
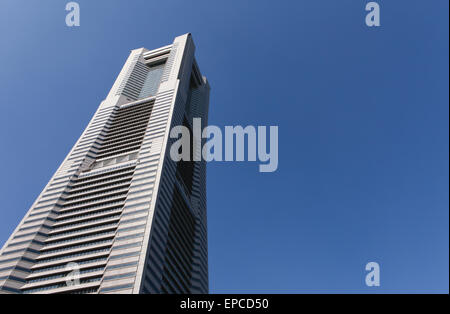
top-left (0, 0), bottom-right (448, 293)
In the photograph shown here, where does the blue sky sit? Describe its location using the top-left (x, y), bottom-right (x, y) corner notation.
top-left (0, 0), bottom-right (448, 293)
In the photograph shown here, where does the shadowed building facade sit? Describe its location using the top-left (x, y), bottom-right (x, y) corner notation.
top-left (0, 34), bottom-right (210, 294)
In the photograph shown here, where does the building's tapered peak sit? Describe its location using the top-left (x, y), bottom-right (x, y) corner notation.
top-left (105, 34), bottom-right (202, 106)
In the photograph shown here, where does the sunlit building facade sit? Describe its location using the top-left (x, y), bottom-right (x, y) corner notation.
top-left (0, 34), bottom-right (210, 294)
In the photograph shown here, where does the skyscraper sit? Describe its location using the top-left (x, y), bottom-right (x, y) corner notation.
top-left (0, 34), bottom-right (210, 294)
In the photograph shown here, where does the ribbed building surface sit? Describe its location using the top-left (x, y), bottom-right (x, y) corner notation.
top-left (0, 34), bottom-right (210, 294)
